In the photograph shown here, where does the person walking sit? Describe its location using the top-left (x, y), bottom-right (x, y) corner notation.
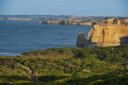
top-left (31, 68), bottom-right (38, 81)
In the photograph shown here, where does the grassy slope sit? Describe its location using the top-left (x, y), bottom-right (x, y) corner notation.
top-left (0, 45), bottom-right (128, 85)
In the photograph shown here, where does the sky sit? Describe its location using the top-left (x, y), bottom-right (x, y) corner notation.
top-left (0, 0), bottom-right (128, 16)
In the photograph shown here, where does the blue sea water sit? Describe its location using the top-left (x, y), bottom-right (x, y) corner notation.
top-left (0, 20), bottom-right (91, 56)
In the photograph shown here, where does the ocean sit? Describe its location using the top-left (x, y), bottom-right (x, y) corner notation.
top-left (0, 20), bottom-right (91, 56)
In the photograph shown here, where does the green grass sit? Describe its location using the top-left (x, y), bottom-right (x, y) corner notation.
top-left (0, 45), bottom-right (128, 84)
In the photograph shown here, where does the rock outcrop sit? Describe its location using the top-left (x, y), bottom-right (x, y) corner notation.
top-left (88, 24), bottom-right (128, 47)
top-left (76, 32), bottom-right (86, 48)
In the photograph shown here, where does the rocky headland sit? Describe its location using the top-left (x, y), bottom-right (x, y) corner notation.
top-left (88, 18), bottom-right (128, 47)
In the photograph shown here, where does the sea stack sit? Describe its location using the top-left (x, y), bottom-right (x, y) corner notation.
top-left (76, 32), bottom-right (86, 48)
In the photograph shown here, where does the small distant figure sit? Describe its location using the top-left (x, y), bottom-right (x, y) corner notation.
top-left (30, 68), bottom-right (38, 81)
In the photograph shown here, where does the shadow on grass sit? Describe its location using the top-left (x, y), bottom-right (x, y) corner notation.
top-left (1, 71), bottom-right (128, 85)
top-left (1, 75), bottom-right (29, 81)
top-left (38, 75), bottom-right (69, 82)
top-left (63, 72), bottom-right (128, 85)
top-left (0, 75), bottom-right (30, 85)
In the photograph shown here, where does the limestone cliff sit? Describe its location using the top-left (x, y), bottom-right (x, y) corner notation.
top-left (88, 25), bottom-right (128, 47)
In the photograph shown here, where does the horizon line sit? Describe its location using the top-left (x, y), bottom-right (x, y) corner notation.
top-left (0, 14), bottom-right (128, 17)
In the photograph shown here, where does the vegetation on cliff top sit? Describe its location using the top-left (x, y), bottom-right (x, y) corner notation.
top-left (0, 45), bottom-right (128, 85)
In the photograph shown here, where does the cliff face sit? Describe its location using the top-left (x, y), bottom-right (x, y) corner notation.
top-left (88, 25), bottom-right (128, 47)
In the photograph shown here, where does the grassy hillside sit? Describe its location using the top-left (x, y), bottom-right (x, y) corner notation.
top-left (0, 45), bottom-right (128, 85)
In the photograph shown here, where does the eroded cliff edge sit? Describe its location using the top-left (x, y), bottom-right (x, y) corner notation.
top-left (88, 24), bottom-right (128, 47)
